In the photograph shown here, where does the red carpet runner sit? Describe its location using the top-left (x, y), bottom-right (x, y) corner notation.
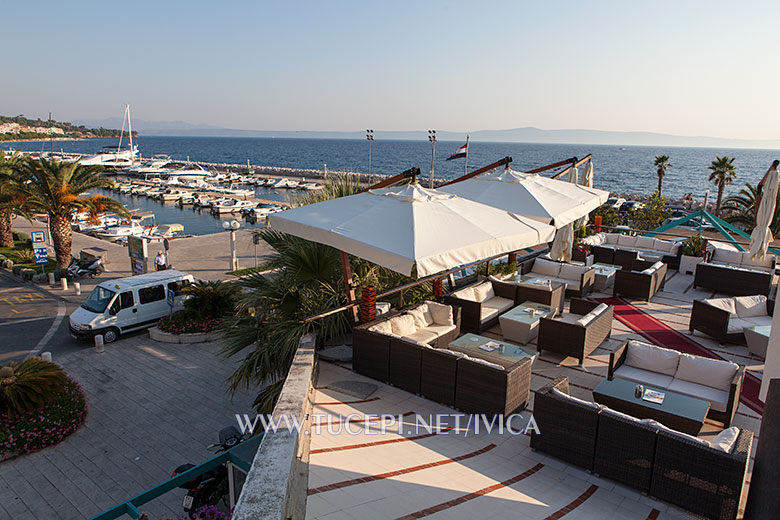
top-left (594, 296), bottom-right (763, 415)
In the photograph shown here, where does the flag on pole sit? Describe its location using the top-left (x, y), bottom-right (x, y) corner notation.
top-left (446, 143), bottom-right (468, 161)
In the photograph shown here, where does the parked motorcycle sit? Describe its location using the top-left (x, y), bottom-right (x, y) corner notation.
top-left (66, 256), bottom-right (105, 280)
top-left (172, 426), bottom-right (245, 519)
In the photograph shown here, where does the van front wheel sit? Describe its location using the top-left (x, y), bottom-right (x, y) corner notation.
top-left (102, 328), bottom-right (119, 344)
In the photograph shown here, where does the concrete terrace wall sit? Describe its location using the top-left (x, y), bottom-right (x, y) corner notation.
top-left (232, 334), bottom-right (317, 520)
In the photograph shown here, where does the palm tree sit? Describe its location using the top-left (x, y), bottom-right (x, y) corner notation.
top-left (11, 157), bottom-right (127, 268)
top-left (708, 156), bottom-right (737, 215)
top-left (722, 182), bottom-right (780, 235)
top-left (653, 155), bottom-right (671, 195)
top-left (0, 151), bottom-right (24, 248)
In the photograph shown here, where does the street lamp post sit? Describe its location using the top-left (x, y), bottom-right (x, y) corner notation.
top-left (366, 129), bottom-right (374, 176)
top-left (223, 219), bottom-right (241, 271)
top-left (428, 130), bottom-right (437, 188)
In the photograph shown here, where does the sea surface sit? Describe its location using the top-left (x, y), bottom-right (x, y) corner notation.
top-left (6, 136), bottom-right (778, 236)
top-left (6, 136), bottom-right (779, 199)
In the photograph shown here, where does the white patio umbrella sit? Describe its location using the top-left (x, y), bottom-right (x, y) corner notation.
top-left (749, 163), bottom-right (779, 260)
top-left (549, 167), bottom-right (579, 262)
top-left (268, 183), bottom-right (556, 277)
top-left (440, 167), bottom-right (609, 229)
top-left (581, 159), bottom-right (594, 188)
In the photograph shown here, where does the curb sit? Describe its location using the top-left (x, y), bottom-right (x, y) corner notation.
top-left (148, 326), bottom-right (222, 344)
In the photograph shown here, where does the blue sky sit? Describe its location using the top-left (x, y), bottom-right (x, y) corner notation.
top-left (2, 1), bottom-right (778, 141)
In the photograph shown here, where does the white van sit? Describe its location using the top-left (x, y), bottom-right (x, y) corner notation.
top-left (69, 269), bottom-right (195, 343)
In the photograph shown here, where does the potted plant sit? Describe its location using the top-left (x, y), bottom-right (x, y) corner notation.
top-left (679, 235), bottom-right (707, 275)
top-left (571, 238), bottom-right (593, 265)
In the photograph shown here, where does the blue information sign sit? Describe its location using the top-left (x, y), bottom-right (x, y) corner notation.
top-left (33, 247), bottom-right (48, 265)
top-left (31, 231), bottom-right (46, 244)
top-left (167, 289), bottom-right (175, 307)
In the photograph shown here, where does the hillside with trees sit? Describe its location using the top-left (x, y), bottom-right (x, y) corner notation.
top-left (0, 115), bottom-right (137, 142)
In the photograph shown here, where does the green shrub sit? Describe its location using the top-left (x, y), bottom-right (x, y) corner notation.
top-left (53, 268), bottom-right (68, 281)
top-left (589, 205), bottom-right (619, 231)
top-left (682, 235), bottom-right (707, 257)
top-left (20, 268), bottom-right (35, 281)
top-left (14, 249), bottom-right (35, 264)
top-left (474, 260), bottom-right (518, 278)
top-left (632, 192), bottom-right (672, 231)
top-left (158, 311), bottom-right (222, 334)
top-left (11, 231), bottom-right (29, 242)
top-left (0, 358), bottom-right (67, 416)
top-left (182, 280), bottom-right (239, 321)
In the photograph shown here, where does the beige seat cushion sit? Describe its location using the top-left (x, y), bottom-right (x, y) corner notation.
top-left (667, 379), bottom-right (730, 413)
top-left (482, 296), bottom-right (514, 314)
top-left (714, 249), bottom-right (743, 264)
top-left (625, 341), bottom-right (680, 376)
top-left (742, 315), bottom-right (773, 327)
top-left (618, 235), bottom-right (637, 247)
top-left (427, 301), bottom-right (454, 326)
top-left (635, 236), bottom-right (656, 250)
top-left (675, 353), bottom-right (738, 392)
top-left (480, 306), bottom-right (502, 323)
top-left (407, 307), bottom-right (431, 329)
top-left (559, 263), bottom-right (588, 281)
top-left (704, 297), bottom-right (737, 317)
top-left (404, 328), bottom-right (438, 345)
top-left (417, 303), bottom-right (436, 326)
top-left (424, 324), bottom-right (456, 338)
top-left (734, 295), bottom-right (767, 318)
top-left (557, 313), bottom-right (584, 324)
top-left (533, 258), bottom-right (561, 278)
top-left (368, 320), bottom-right (395, 336)
top-left (740, 252), bottom-right (775, 269)
top-left (389, 314), bottom-right (417, 336)
top-left (452, 287), bottom-right (476, 301)
top-left (600, 406), bottom-right (643, 423)
top-left (727, 317), bottom-right (756, 334)
top-left (473, 281), bottom-right (495, 302)
top-left (710, 426), bottom-right (740, 453)
top-left (654, 239), bottom-right (677, 254)
top-left (577, 303), bottom-right (609, 327)
top-left (613, 365), bottom-right (674, 389)
top-left (604, 233), bottom-right (621, 244)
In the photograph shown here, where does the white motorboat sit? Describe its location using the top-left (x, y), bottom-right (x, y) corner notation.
top-left (244, 203), bottom-right (284, 218)
top-left (130, 185), bottom-right (153, 195)
top-left (223, 184), bottom-right (254, 197)
top-left (79, 105), bottom-right (139, 167)
top-left (117, 184), bottom-right (136, 194)
top-left (158, 189), bottom-right (192, 201)
top-left (72, 214), bottom-right (120, 232)
top-left (93, 220), bottom-right (156, 242)
top-left (211, 199), bottom-right (256, 214)
top-left (144, 187), bottom-right (167, 198)
top-left (298, 182), bottom-right (322, 191)
top-left (126, 154), bottom-right (172, 175)
top-left (195, 197), bottom-right (229, 209)
top-left (154, 223), bottom-right (185, 238)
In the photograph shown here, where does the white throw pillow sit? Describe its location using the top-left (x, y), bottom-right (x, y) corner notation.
top-left (453, 287), bottom-right (476, 301)
top-left (618, 235), bottom-right (637, 247)
top-left (368, 320), bottom-right (394, 336)
top-left (705, 298), bottom-right (737, 316)
top-left (427, 301), bottom-right (454, 326)
top-left (715, 249), bottom-right (743, 265)
top-left (625, 341), bottom-right (680, 376)
top-left (635, 236), bottom-right (656, 250)
top-left (472, 282), bottom-right (495, 302)
top-left (734, 295), bottom-right (767, 318)
top-left (418, 303), bottom-right (435, 326)
top-left (576, 313), bottom-right (596, 327)
top-left (675, 353), bottom-right (738, 391)
top-left (740, 252), bottom-right (774, 269)
top-left (533, 258), bottom-right (561, 278)
top-left (709, 426), bottom-right (740, 453)
top-left (389, 314), bottom-right (416, 336)
top-left (407, 307), bottom-right (429, 329)
top-left (550, 388), bottom-right (599, 409)
top-left (559, 263), bottom-right (587, 281)
top-left (604, 233), bottom-right (620, 244)
top-left (654, 239), bottom-right (676, 254)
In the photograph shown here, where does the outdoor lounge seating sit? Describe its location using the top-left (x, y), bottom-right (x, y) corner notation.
top-left (519, 256), bottom-right (595, 298)
top-left (442, 277), bottom-right (517, 333)
top-left (452, 354), bottom-right (532, 416)
top-left (352, 301), bottom-right (461, 390)
top-left (693, 242), bottom-right (776, 295)
top-left (531, 377), bottom-right (753, 520)
top-left (536, 298), bottom-right (613, 364)
top-left (584, 232), bottom-right (682, 269)
top-left (689, 295), bottom-right (774, 344)
top-left (613, 259), bottom-right (667, 300)
top-left (608, 340), bottom-right (743, 426)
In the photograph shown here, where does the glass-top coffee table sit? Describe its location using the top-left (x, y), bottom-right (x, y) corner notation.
top-left (592, 262), bottom-right (620, 291)
top-left (449, 333), bottom-right (538, 367)
top-left (592, 378), bottom-right (710, 435)
top-left (744, 325), bottom-right (770, 359)
top-left (498, 301), bottom-right (556, 344)
top-left (512, 274), bottom-right (565, 314)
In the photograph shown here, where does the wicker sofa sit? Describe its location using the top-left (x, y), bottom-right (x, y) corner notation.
top-left (693, 241), bottom-right (776, 296)
top-left (608, 340), bottom-right (743, 426)
top-left (352, 301), bottom-right (461, 390)
top-left (531, 377), bottom-right (753, 520)
top-left (613, 259), bottom-right (667, 300)
top-left (519, 256), bottom-right (595, 298)
top-left (442, 277), bottom-right (517, 333)
top-left (536, 298), bottom-right (613, 365)
top-left (690, 295), bottom-right (774, 344)
top-left (584, 232), bottom-right (682, 269)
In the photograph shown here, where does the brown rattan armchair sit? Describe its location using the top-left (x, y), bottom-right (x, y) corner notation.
top-left (453, 355), bottom-right (532, 417)
top-left (613, 259), bottom-right (667, 301)
top-left (694, 262), bottom-right (774, 296)
top-left (537, 298), bottom-right (613, 365)
top-left (442, 278), bottom-right (517, 333)
top-left (530, 376), bottom-right (600, 471)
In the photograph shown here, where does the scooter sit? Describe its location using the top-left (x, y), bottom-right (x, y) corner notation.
top-left (66, 256), bottom-right (105, 280)
top-left (171, 426), bottom-right (245, 519)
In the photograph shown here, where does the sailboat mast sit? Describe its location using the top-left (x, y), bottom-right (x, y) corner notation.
top-left (117, 106), bottom-right (126, 152)
top-left (127, 104), bottom-right (133, 158)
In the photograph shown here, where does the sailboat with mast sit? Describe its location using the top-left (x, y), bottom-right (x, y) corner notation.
top-left (79, 104), bottom-right (139, 167)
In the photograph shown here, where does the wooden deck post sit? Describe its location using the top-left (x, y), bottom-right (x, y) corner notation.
top-left (340, 251), bottom-right (359, 322)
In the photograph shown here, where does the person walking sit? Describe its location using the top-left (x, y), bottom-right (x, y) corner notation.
top-left (154, 251), bottom-right (167, 271)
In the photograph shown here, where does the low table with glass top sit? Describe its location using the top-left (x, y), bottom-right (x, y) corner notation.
top-left (449, 333), bottom-right (538, 367)
top-left (512, 274), bottom-right (565, 315)
top-left (592, 262), bottom-right (621, 291)
top-left (744, 325), bottom-right (770, 359)
top-left (498, 301), bottom-right (556, 344)
top-left (592, 377), bottom-right (711, 435)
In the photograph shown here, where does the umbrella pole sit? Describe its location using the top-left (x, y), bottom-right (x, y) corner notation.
top-left (340, 251), bottom-right (359, 323)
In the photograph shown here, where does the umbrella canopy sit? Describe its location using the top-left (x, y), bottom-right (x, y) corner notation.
top-left (749, 164), bottom-right (779, 260)
top-left (549, 167), bottom-right (579, 262)
top-left (268, 183), bottom-right (556, 277)
top-left (440, 167), bottom-right (609, 228)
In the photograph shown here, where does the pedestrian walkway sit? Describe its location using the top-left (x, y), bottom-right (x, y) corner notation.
top-left (0, 336), bottom-right (259, 520)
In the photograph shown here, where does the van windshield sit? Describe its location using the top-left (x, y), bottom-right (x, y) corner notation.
top-left (81, 286), bottom-right (116, 313)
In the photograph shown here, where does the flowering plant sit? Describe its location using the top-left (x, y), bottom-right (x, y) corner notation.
top-left (158, 311), bottom-right (222, 335)
top-left (0, 376), bottom-right (87, 460)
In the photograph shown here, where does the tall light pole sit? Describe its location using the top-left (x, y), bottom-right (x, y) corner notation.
top-left (223, 219), bottom-right (241, 271)
top-left (428, 130), bottom-right (437, 188)
top-left (366, 129), bottom-right (374, 176)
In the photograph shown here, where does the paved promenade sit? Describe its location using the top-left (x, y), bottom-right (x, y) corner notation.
top-left (0, 336), bottom-right (258, 520)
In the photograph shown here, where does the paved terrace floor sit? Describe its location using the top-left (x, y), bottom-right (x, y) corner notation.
top-left (306, 270), bottom-right (764, 520)
top-left (0, 336), bottom-right (258, 520)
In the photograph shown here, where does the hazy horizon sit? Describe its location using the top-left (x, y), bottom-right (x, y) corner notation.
top-left (2, 1), bottom-right (779, 144)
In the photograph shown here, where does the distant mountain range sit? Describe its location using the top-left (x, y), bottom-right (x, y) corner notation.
top-left (72, 117), bottom-right (780, 149)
